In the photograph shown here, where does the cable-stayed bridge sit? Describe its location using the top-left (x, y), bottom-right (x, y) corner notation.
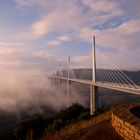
top-left (50, 36), bottom-right (140, 115)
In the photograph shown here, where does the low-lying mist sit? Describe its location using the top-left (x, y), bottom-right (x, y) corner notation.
top-left (0, 68), bottom-right (86, 115)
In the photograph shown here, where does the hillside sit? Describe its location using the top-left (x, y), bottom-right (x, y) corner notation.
top-left (0, 104), bottom-right (126, 140)
top-left (41, 106), bottom-right (123, 140)
top-left (2, 103), bottom-right (140, 140)
top-left (41, 121), bottom-right (123, 140)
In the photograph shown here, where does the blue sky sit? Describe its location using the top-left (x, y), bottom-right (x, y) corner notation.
top-left (0, 0), bottom-right (140, 71)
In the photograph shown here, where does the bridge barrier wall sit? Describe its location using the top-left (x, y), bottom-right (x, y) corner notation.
top-left (111, 103), bottom-right (140, 140)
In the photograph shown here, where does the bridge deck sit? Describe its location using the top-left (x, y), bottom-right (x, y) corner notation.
top-left (51, 77), bottom-right (140, 95)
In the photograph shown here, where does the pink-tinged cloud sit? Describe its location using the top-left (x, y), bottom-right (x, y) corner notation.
top-left (47, 40), bottom-right (61, 46)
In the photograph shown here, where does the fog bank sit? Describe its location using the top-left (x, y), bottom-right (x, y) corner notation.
top-left (0, 68), bottom-right (86, 114)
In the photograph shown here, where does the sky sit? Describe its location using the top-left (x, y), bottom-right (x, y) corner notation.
top-left (0, 0), bottom-right (140, 71)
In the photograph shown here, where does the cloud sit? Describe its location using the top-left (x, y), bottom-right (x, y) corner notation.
top-left (81, 0), bottom-right (124, 17)
top-left (73, 19), bottom-right (140, 70)
top-left (94, 19), bottom-right (140, 51)
top-left (32, 51), bottom-right (55, 58)
top-left (0, 44), bottom-right (56, 71)
top-left (30, 10), bottom-right (83, 38)
top-left (0, 46), bottom-right (24, 55)
top-left (77, 27), bottom-right (94, 42)
top-left (71, 55), bottom-right (92, 69)
top-left (47, 35), bottom-right (72, 46)
top-left (31, 19), bottom-right (50, 38)
top-left (118, 0), bottom-right (140, 17)
top-left (18, 0), bottom-right (125, 40)
top-left (76, 19), bottom-right (140, 51)
top-left (0, 41), bottom-right (22, 47)
top-left (47, 40), bottom-right (61, 46)
top-left (15, 0), bottom-right (49, 7)
top-left (57, 35), bottom-right (71, 42)
top-left (15, 0), bottom-right (29, 6)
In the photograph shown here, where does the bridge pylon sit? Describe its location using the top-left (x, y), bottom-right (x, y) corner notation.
top-left (90, 36), bottom-right (98, 115)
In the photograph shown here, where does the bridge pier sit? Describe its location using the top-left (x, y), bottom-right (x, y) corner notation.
top-left (90, 85), bottom-right (98, 115)
top-left (57, 79), bottom-right (61, 111)
top-left (67, 80), bottom-right (71, 108)
top-left (67, 56), bottom-right (71, 108)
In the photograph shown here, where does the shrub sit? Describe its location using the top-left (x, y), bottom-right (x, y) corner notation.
top-left (55, 104), bottom-right (85, 123)
top-left (78, 112), bottom-right (91, 121)
top-left (51, 118), bottom-right (63, 131)
top-left (14, 114), bottom-right (46, 140)
top-left (14, 104), bottom-right (89, 139)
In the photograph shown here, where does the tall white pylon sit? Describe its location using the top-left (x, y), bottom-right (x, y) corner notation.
top-left (92, 36), bottom-right (96, 84)
top-left (90, 36), bottom-right (98, 115)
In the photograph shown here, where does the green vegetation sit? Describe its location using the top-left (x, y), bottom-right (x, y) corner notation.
top-left (0, 104), bottom-right (91, 140)
top-left (14, 114), bottom-right (46, 140)
top-left (46, 104), bottom-right (90, 132)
